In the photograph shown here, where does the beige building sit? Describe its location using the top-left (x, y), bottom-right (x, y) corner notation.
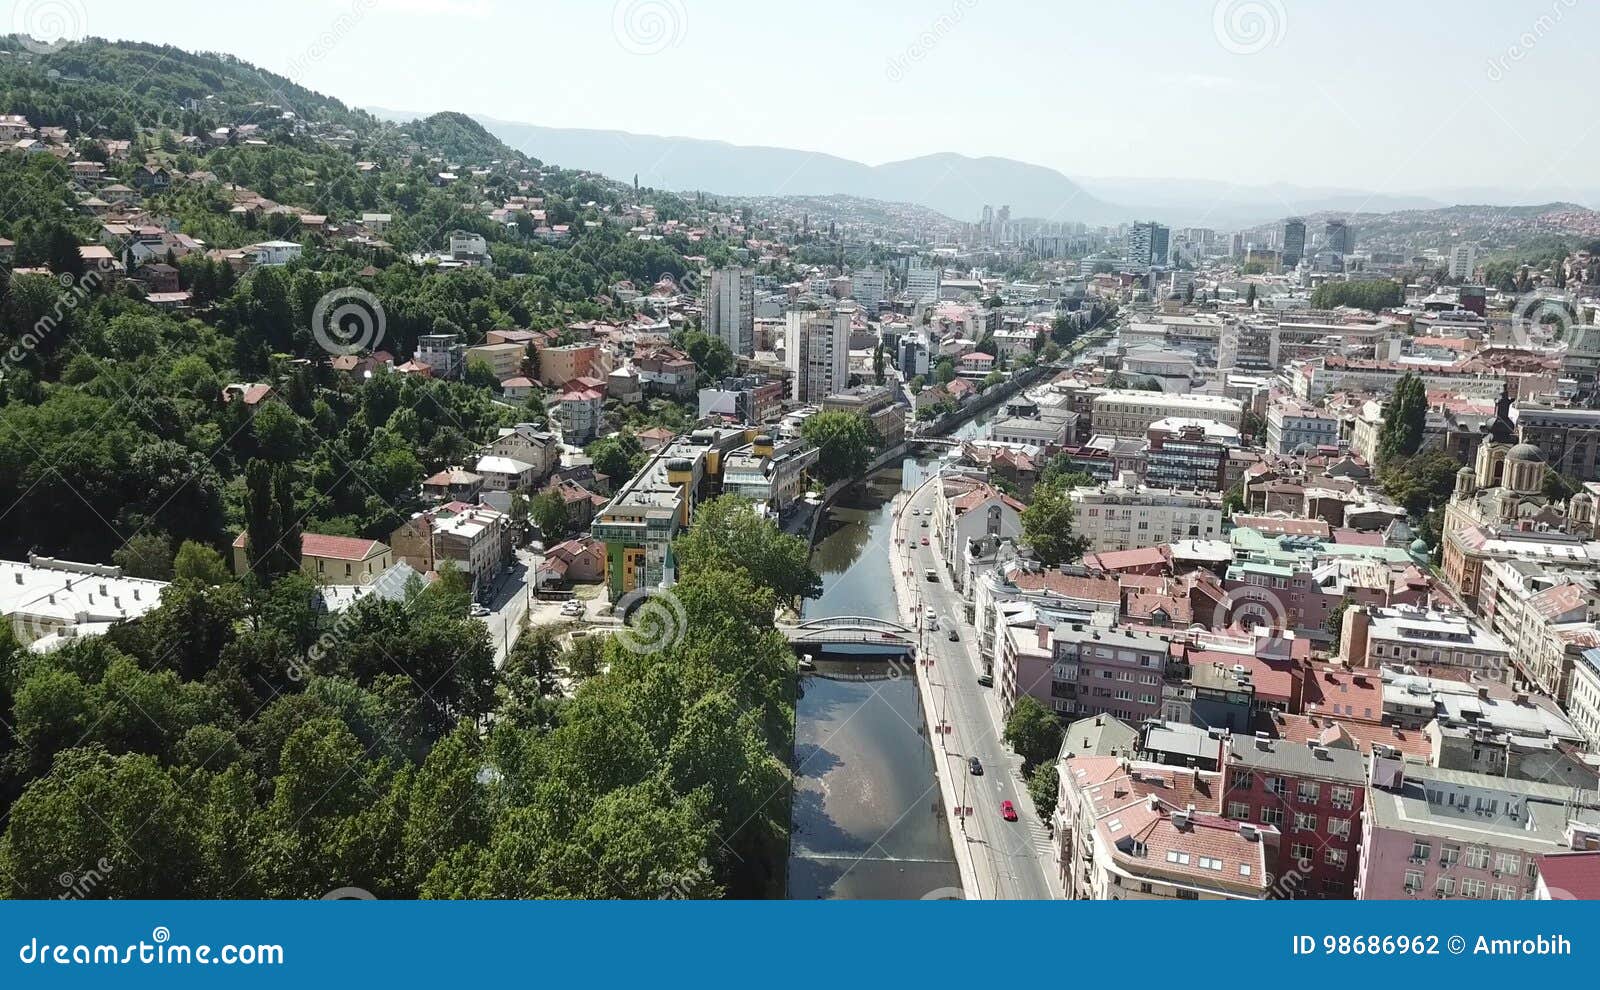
top-left (1090, 390), bottom-right (1243, 439)
top-left (1069, 473), bottom-right (1225, 552)
top-left (231, 532), bottom-right (393, 586)
top-left (465, 342), bottom-right (525, 382)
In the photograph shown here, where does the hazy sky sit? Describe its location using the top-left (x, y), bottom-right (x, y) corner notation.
top-left (16, 0), bottom-right (1599, 197)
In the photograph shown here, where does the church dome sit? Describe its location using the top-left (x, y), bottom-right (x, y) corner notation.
top-left (1506, 442), bottom-right (1545, 463)
top-left (1409, 538), bottom-right (1429, 556)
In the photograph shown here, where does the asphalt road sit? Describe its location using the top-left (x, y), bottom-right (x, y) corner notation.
top-left (898, 479), bottom-right (1059, 900)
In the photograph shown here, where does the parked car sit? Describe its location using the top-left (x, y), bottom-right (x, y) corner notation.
top-left (1000, 799), bottom-right (1017, 822)
top-left (921, 519), bottom-right (929, 528)
top-left (947, 628), bottom-right (959, 641)
top-left (977, 673), bottom-right (993, 688)
top-left (470, 604), bottom-right (490, 617)
top-left (920, 536), bottom-right (929, 546)
top-left (968, 757), bottom-right (983, 776)
top-left (925, 568), bottom-right (937, 581)
top-left (560, 600), bottom-right (584, 617)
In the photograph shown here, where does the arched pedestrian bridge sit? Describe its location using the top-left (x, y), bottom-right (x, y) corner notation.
top-left (782, 614), bottom-right (915, 650)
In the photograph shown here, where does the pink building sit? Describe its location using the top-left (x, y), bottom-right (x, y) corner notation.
top-left (1357, 748), bottom-right (1600, 899)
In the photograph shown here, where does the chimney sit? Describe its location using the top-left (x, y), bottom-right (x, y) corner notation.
top-left (1147, 793), bottom-right (1161, 811)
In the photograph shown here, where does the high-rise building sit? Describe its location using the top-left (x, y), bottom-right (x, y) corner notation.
top-left (785, 305), bottom-right (851, 403)
top-left (1282, 218), bottom-right (1306, 268)
top-left (701, 267), bottom-right (754, 357)
top-left (1448, 243), bottom-right (1478, 280)
top-left (1126, 221), bottom-right (1170, 272)
top-left (849, 267), bottom-right (887, 309)
top-left (1323, 219), bottom-right (1352, 255)
top-left (905, 258), bottom-right (942, 302)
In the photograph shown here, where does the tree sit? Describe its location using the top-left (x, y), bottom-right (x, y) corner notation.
top-left (933, 357), bottom-right (956, 385)
top-left (1003, 695), bottom-right (1063, 771)
top-left (563, 635), bottom-right (606, 681)
top-left (505, 627), bottom-right (562, 700)
top-left (1310, 279), bottom-right (1403, 312)
top-left (530, 489), bottom-right (570, 539)
top-left (112, 532), bottom-right (174, 579)
top-left (1245, 284), bottom-right (1257, 307)
top-left (1376, 373), bottom-right (1426, 464)
top-left (243, 459), bottom-right (299, 581)
top-left (1021, 480), bottom-right (1089, 567)
top-left (1041, 341), bottom-right (1061, 364)
top-left (673, 495), bottom-right (821, 603)
top-left (587, 431), bottom-right (645, 486)
top-left (1027, 760), bottom-right (1059, 819)
top-left (872, 341), bottom-right (886, 386)
top-left (463, 357), bottom-right (500, 391)
top-left (1326, 596), bottom-right (1355, 653)
top-left (800, 410), bottom-right (879, 485)
top-left (173, 540), bottom-right (232, 585)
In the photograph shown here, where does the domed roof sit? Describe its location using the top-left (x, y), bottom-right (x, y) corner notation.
top-left (1409, 538), bottom-right (1429, 554)
top-left (1573, 491), bottom-right (1595, 505)
top-left (1507, 442), bottom-right (1545, 462)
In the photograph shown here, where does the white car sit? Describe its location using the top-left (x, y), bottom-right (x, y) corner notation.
top-left (470, 604), bottom-right (490, 617)
top-left (560, 600), bottom-right (585, 616)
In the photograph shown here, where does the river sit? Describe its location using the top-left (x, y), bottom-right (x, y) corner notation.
top-left (785, 406), bottom-right (998, 899)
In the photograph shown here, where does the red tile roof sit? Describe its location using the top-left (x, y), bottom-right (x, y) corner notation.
top-left (1537, 851), bottom-right (1600, 899)
top-left (231, 531), bottom-right (387, 561)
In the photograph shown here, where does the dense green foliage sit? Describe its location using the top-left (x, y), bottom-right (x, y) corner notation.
top-left (800, 410), bottom-right (879, 485)
top-left (1309, 279), bottom-right (1404, 312)
top-left (1376, 373), bottom-right (1427, 464)
top-left (1003, 695), bottom-right (1063, 771)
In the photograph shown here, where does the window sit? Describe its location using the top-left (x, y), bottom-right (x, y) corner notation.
top-left (1139, 882), bottom-right (1153, 894)
top-left (1166, 850), bottom-right (1191, 865)
top-left (1435, 876), bottom-right (1456, 896)
top-left (1465, 847), bottom-right (1490, 870)
top-left (1411, 840), bottom-right (1431, 862)
top-left (1326, 817), bottom-right (1350, 840)
top-left (1297, 782), bottom-right (1320, 804)
top-left (1174, 888), bottom-right (1198, 900)
top-left (1233, 771), bottom-right (1255, 790)
top-left (1330, 786), bottom-right (1354, 810)
top-left (1490, 884), bottom-right (1518, 901)
top-left (1495, 853), bottom-right (1520, 875)
top-left (1325, 849), bottom-right (1347, 867)
top-left (1460, 877), bottom-right (1485, 899)
top-left (1404, 871), bottom-right (1423, 894)
top-left (1226, 801), bottom-right (1250, 821)
top-left (1265, 776), bottom-right (1288, 797)
top-left (1197, 856), bottom-right (1223, 871)
top-left (1291, 842), bottom-right (1315, 862)
top-left (1293, 812), bottom-right (1317, 832)
top-left (1440, 845), bottom-right (1460, 866)
top-left (1260, 807), bottom-right (1283, 826)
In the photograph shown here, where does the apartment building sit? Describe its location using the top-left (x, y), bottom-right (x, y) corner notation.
top-left (1069, 474), bottom-right (1225, 552)
top-left (1091, 390), bottom-right (1243, 439)
top-left (702, 267), bottom-right (754, 356)
top-left (1266, 397), bottom-right (1340, 455)
top-left (1144, 418), bottom-right (1240, 491)
top-left (1338, 604), bottom-right (1514, 683)
top-left (1221, 733), bottom-right (1367, 899)
top-left (1055, 756), bottom-right (1278, 900)
top-left (1357, 750), bottom-right (1600, 900)
top-left (1001, 618), bottom-right (1173, 723)
top-left (932, 475), bottom-right (1026, 590)
top-left (785, 305), bottom-right (850, 403)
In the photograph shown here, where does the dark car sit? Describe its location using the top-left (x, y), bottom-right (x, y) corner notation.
top-left (947, 628), bottom-right (959, 641)
top-left (976, 673), bottom-right (993, 688)
top-left (968, 757), bottom-right (983, 776)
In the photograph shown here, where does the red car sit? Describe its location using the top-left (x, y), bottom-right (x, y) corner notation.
top-left (1000, 799), bottom-right (1018, 822)
top-left (920, 536), bottom-right (929, 546)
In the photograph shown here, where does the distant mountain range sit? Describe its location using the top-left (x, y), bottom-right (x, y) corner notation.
top-left (370, 109), bottom-right (1600, 228)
